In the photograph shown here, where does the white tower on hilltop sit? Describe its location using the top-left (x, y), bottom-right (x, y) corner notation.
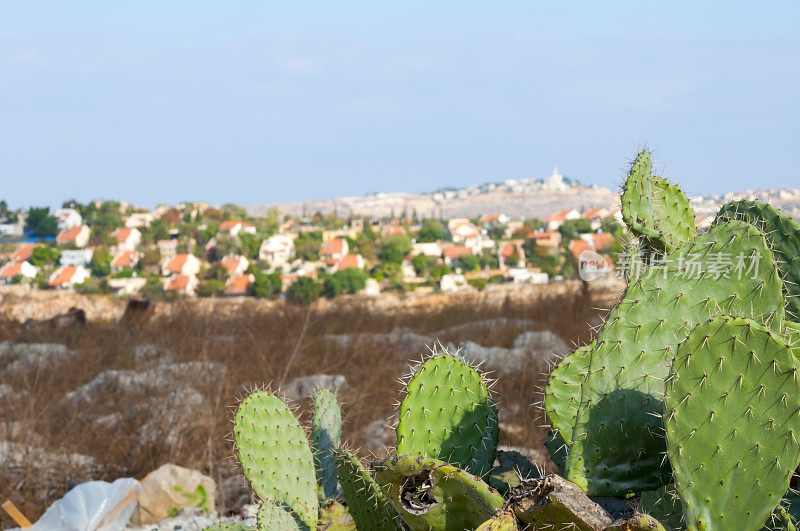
top-left (543, 167), bottom-right (568, 191)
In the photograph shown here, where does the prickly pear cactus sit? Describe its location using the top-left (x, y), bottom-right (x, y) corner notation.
top-left (203, 524), bottom-right (255, 531)
top-left (233, 391), bottom-right (318, 530)
top-left (639, 484), bottom-right (685, 531)
top-left (371, 455), bottom-right (504, 531)
top-left (543, 342), bottom-right (593, 445)
top-left (333, 448), bottom-right (399, 530)
top-left (256, 501), bottom-right (306, 530)
top-left (620, 149), bottom-right (696, 253)
top-left (561, 220), bottom-right (786, 495)
top-left (714, 199), bottom-right (800, 321)
top-left (665, 316), bottom-right (800, 531)
top-left (312, 389), bottom-right (342, 499)
top-left (396, 353), bottom-right (498, 478)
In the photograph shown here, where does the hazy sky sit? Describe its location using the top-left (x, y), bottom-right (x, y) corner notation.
top-left (1, 2), bottom-right (798, 208)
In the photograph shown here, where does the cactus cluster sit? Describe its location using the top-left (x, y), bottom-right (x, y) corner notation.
top-left (209, 148), bottom-right (800, 530)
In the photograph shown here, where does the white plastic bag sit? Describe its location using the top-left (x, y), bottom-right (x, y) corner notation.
top-left (33, 477), bottom-right (141, 531)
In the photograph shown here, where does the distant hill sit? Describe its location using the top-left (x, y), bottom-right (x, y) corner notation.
top-left (247, 168), bottom-right (619, 220)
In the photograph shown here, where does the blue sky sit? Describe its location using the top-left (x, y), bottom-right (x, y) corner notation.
top-left (1, 2), bottom-right (798, 208)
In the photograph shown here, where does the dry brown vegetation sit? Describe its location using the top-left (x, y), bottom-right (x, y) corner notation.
top-left (0, 281), bottom-right (617, 525)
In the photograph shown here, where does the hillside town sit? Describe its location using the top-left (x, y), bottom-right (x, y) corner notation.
top-left (0, 195), bottom-right (629, 302)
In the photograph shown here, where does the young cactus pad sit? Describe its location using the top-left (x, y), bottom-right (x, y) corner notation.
top-left (620, 149), bottom-right (696, 253)
top-left (665, 316), bottom-right (800, 531)
top-left (312, 388), bottom-right (342, 499)
top-left (333, 448), bottom-right (399, 530)
top-left (714, 199), bottom-right (800, 321)
top-left (371, 455), bottom-right (504, 531)
top-left (233, 391), bottom-right (318, 530)
top-left (396, 353), bottom-right (499, 478)
top-left (561, 220), bottom-right (786, 495)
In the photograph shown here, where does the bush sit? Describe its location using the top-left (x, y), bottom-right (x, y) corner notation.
top-left (30, 245), bottom-right (61, 266)
top-left (416, 219), bottom-right (445, 243)
top-left (250, 272), bottom-right (282, 299)
top-left (323, 275), bottom-right (343, 298)
top-left (197, 279), bottom-right (226, 297)
top-left (287, 277), bottom-right (321, 305)
top-left (379, 235), bottom-right (412, 264)
top-left (111, 268), bottom-right (137, 279)
top-left (74, 278), bottom-right (110, 295)
top-left (468, 278), bottom-right (487, 291)
top-left (411, 254), bottom-right (428, 276)
top-left (25, 207), bottom-right (59, 237)
top-left (335, 268), bottom-right (368, 294)
top-left (457, 254), bottom-right (480, 272)
top-left (91, 248), bottom-right (112, 277)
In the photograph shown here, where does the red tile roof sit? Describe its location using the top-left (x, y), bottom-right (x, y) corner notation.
top-left (443, 246), bottom-right (472, 259)
top-left (500, 242), bottom-right (522, 258)
top-left (48, 266), bottom-right (77, 287)
top-left (113, 227), bottom-right (132, 243)
top-left (11, 243), bottom-right (36, 262)
top-left (0, 261), bottom-right (23, 279)
top-left (592, 233), bottom-right (614, 252)
top-left (568, 239), bottom-right (591, 259)
top-left (220, 255), bottom-right (244, 274)
top-left (219, 220), bottom-right (255, 231)
top-left (383, 225), bottom-right (406, 236)
top-left (226, 274), bottom-right (253, 294)
top-left (164, 254), bottom-right (189, 274)
top-left (337, 254), bottom-right (362, 270)
top-left (165, 274), bottom-right (191, 291)
top-left (583, 208), bottom-right (604, 220)
top-left (111, 251), bottom-right (137, 269)
top-left (57, 226), bottom-right (83, 242)
top-left (321, 238), bottom-right (345, 256)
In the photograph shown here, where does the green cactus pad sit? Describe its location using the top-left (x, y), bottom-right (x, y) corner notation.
top-left (639, 484), bottom-right (686, 531)
top-left (544, 342), bottom-right (593, 444)
top-left (562, 220), bottom-right (786, 495)
top-left (714, 199), bottom-right (800, 321)
top-left (544, 431), bottom-right (567, 475)
top-left (333, 448), bottom-right (399, 530)
top-left (396, 353), bottom-right (499, 478)
top-left (317, 499), bottom-right (356, 530)
top-left (475, 511), bottom-right (519, 530)
top-left (665, 316), bottom-right (800, 531)
top-left (256, 501), bottom-right (306, 530)
top-left (620, 149), bottom-right (696, 253)
top-left (203, 524), bottom-right (255, 531)
top-left (233, 391), bottom-right (318, 530)
top-left (371, 455), bottom-right (504, 531)
top-left (312, 389), bottom-right (342, 499)
top-left (488, 450), bottom-right (541, 496)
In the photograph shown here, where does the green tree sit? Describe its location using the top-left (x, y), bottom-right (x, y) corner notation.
top-left (335, 268), bottom-right (368, 293)
top-left (457, 254), bottom-right (480, 272)
top-left (0, 200), bottom-right (8, 218)
top-left (250, 272), bottom-right (282, 299)
top-left (323, 275), bottom-right (343, 298)
top-left (416, 219), bottom-right (445, 243)
top-left (214, 234), bottom-right (241, 258)
top-left (486, 224), bottom-right (507, 240)
top-left (379, 234), bottom-right (412, 264)
top-left (239, 233), bottom-right (261, 260)
top-left (559, 218), bottom-right (593, 243)
top-left (287, 277), bottom-right (321, 305)
top-left (411, 254), bottom-right (428, 276)
top-left (197, 279), bottom-right (226, 297)
top-left (25, 207), bottom-right (59, 237)
top-left (294, 232), bottom-right (323, 261)
top-left (524, 218), bottom-right (543, 231)
top-left (91, 248), bottom-right (112, 277)
top-left (30, 245), bottom-right (61, 266)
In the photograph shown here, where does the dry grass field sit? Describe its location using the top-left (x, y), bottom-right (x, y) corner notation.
top-left (0, 281), bottom-right (618, 525)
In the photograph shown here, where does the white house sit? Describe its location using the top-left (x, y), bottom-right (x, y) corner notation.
top-left (220, 255), bottom-right (249, 276)
top-left (56, 225), bottom-right (91, 248)
top-left (48, 265), bottom-right (90, 289)
top-left (440, 273), bottom-right (468, 293)
top-left (412, 242), bottom-right (443, 257)
top-left (507, 267), bottom-right (549, 284)
top-left (0, 261), bottom-right (36, 283)
top-left (112, 227), bottom-right (141, 252)
top-left (110, 250), bottom-right (139, 271)
top-left (320, 238), bottom-right (349, 262)
top-left (60, 249), bottom-right (94, 267)
top-left (259, 235), bottom-right (295, 266)
top-left (219, 220), bottom-right (257, 236)
top-left (125, 212), bottom-right (154, 228)
top-left (162, 254), bottom-right (201, 277)
top-left (543, 210), bottom-right (581, 231)
top-left (157, 240), bottom-right (178, 264)
top-left (54, 208), bottom-right (83, 230)
top-left (163, 274), bottom-right (199, 296)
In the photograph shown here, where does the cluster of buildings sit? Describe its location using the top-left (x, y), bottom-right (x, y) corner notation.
top-left (0, 200), bottom-right (628, 298)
